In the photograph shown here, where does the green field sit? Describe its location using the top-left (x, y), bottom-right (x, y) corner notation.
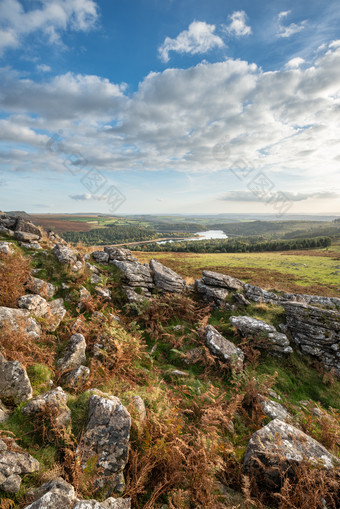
top-left (135, 249), bottom-right (340, 296)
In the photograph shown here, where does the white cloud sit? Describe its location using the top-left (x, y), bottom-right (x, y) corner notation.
top-left (219, 191), bottom-right (340, 202)
top-left (0, 0), bottom-right (98, 55)
top-left (285, 57), bottom-right (305, 69)
top-left (36, 64), bottom-right (51, 72)
top-left (277, 10), bottom-right (306, 38)
top-left (69, 193), bottom-right (108, 201)
top-left (224, 11), bottom-right (251, 37)
top-left (158, 21), bottom-right (224, 63)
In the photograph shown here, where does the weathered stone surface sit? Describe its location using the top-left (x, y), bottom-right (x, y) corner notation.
top-left (0, 214), bottom-right (17, 230)
top-left (230, 316), bottom-right (292, 355)
top-left (0, 241), bottom-right (14, 255)
top-left (72, 260), bottom-right (84, 273)
top-left (14, 218), bottom-right (42, 242)
top-left (18, 294), bottom-right (50, 317)
top-left (24, 477), bottom-right (75, 509)
top-left (244, 284), bottom-right (282, 304)
top-left (95, 286), bottom-right (112, 301)
top-left (19, 241), bottom-right (42, 250)
top-left (53, 243), bottom-right (79, 265)
top-left (0, 438), bottom-right (39, 493)
top-left (91, 273), bottom-right (102, 285)
top-left (283, 301), bottom-right (340, 376)
top-left (18, 294), bottom-right (66, 331)
top-left (283, 293), bottom-right (340, 310)
top-left (0, 353), bottom-right (33, 404)
top-left (123, 287), bottom-right (148, 303)
top-left (0, 306), bottom-right (41, 339)
top-left (73, 498), bottom-right (131, 509)
top-left (202, 270), bottom-right (244, 291)
top-left (62, 365), bottom-right (90, 389)
top-left (57, 334), bottom-right (86, 371)
top-left (22, 387), bottom-right (71, 429)
top-left (113, 260), bottom-right (154, 291)
top-left (26, 277), bottom-right (56, 299)
top-left (258, 396), bottom-right (289, 421)
top-left (195, 279), bottom-right (229, 307)
top-left (104, 247), bottom-right (137, 262)
top-left (150, 259), bottom-right (187, 294)
top-left (203, 325), bottom-right (244, 372)
top-left (233, 292), bottom-right (250, 306)
top-left (77, 393), bottom-right (131, 495)
top-left (243, 419), bottom-right (339, 489)
top-left (131, 395), bottom-right (146, 422)
top-left (91, 250), bottom-right (110, 264)
top-left (0, 400), bottom-right (11, 423)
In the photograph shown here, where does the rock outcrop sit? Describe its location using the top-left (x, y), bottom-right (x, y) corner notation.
top-left (150, 259), bottom-right (187, 294)
top-left (230, 316), bottom-right (292, 355)
top-left (283, 301), bottom-right (340, 376)
top-left (0, 438), bottom-right (39, 493)
top-left (57, 334), bottom-right (87, 371)
top-left (14, 217), bottom-right (42, 243)
top-left (77, 393), bottom-right (131, 495)
top-left (203, 325), bottom-right (244, 372)
top-left (0, 241), bottom-right (14, 255)
top-left (243, 418), bottom-right (339, 488)
top-left (195, 270), bottom-right (244, 308)
top-left (0, 353), bottom-right (33, 404)
top-left (26, 277), bottom-right (56, 299)
top-left (18, 294), bottom-right (66, 331)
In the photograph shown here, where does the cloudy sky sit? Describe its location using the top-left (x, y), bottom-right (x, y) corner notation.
top-left (0, 0), bottom-right (340, 215)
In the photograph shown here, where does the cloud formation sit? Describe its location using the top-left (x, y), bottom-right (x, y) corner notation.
top-left (224, 11), bottom-right (251, 37)
top-left (158, 21), bottom-right (224, 62)
top-left (69, 193), bottom-right (108, 201)
top-left (277, 11), bottom-right (306, 38)
top-left (219, 191), bottom-right (340, 202)
top-left (0, 0), bottom-right (98, 55)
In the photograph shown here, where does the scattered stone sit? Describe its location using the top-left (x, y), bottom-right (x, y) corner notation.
top-left (77, 393), bottom-right (131, 496)
top-left (26, 277), bottom-right (56, 299)
top-left (195, 279), bottom-right (229, 308)
top-left (0, 306), bottom-right (41, 339)
top-left (244, 284), bottom-right (282, 304)
top-left (184, 346), bottom-right (205, 365)
top-left (24, 477), bottom-right (75, 509)
top-left (86, 262), bottom-right (100, 273)
top-left (131, 395), bottom-right (146, 422)
top-left (22, 387), bottom-right (71, 430)
top-left (57, 334), bottom-right (87, 371)
top-left (91, 273), bottom-right (102, 285)
top-left (0, 438), bottom-right (39, 493)
top-left (14, 217), bottom-right (42, 242)
top-left (170, 369), bottom-right (189, 377)
top-left (203, 325), bottom-right (244, 372)
top-left (233, 292), bottom-right (250, 306)
top-left (0, 400), bottom-right (11, 422)
top-left (95, 286), bottom-right (112, 301)
top-left (230, 316), bottom-right (292, 355)
top-left (18, 294), bottom-right (50, 317)
top-left (113, 260), bottom-right (154, 293)
top-left (72, 260), bottom-right (84, 272)
top-left (172, 324), bottom-right (184, 331)
top-left (0, 353), bottom-right (33, 404)
top-left (48, 298), bottom-right (67, 330)
top-left (258, 396), bottom-right (289, 421)
top-left (104, 247), bottom-right (137, 263)
top-left (62, 366), bottom-right (90, 390)
top-left (243, 419), bottom-right (339, 489)
top-left (91, 251), bottom-right (110, 264)
top-left (19, 241), bottom-right (42, 250)
top-left (0, 241), bottom-right (14, 255)
top-left (150, 259), bottom-right (187, 294)
top-left (53, 243), bottom-right (79, 265)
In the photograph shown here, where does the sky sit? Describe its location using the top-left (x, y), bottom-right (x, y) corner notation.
top-left (0, 0), bottom-right (340, 216)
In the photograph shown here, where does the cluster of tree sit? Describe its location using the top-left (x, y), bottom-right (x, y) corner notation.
top-left (131, 236), bottom-right (332, 253)
top-left (61, 225), bottom-right (158, 246)
top-left (209, 220), bottom-right (337, 238)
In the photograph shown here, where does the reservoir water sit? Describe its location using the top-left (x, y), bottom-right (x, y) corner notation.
top-left (158, 229), bottom-right (228, 244)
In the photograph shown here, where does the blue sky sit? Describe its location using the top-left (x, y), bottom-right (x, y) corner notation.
top-left (0, 0), bottom-right (340, 215)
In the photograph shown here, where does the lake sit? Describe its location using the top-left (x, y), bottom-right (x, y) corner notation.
top-left (158, 229), bottom-right (228, 244)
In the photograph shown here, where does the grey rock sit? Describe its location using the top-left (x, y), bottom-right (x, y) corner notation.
top-left (123, 287), bottom-right (148, 303)
top-left (91, 251), bottom-right (110, 264)
top-left (259, 396), bottom-right (289, 421)
top-left (22, 387), bottom-right (71, 429)
top-left (57, 334), bottom-right (86, 371)
top-left (19, 241), bottom-right (42, 250)
top-left (72, 260), bottom-right (84, 272)
top-left (0, 400), bottom-right (11, 423)
top-left (86, 262), bottom-right (100, 273)
top-left (0, 241), bottom-right (14, 255)
top-left (24, 477), bottom-right (75, 508)
top-left (26, 277), bottom-right (56, 299)
top-left (0, 438), bottom-right (39, 493)
top-left (95, 286), bottom-right (112, 301)
top-left (202, 270), bottom-right (244, 291)
top-left (230, 316), bottom-right (292, 355)
top-left (131, 395), bottom-right (146, 422)
top-left (62, 365), bottom-right (90, 389)
top-left (47, 298), bottom-right (67, 331)
top-left (233, 292), bottom-right (250, 306)
top-left (204, 325), bottom-right (244, 372)
top-left (244, 284), bottom-right (282, 304)
top-left (0, 353), bottom-right (33, 404)
top-left (53, 243), bottom-right (79, 265)
top-left (150, 259), bottom-right (187, 294)
top-left (113, 260), bottom-right (154, 291)
top-left (283, 301), bottom-right (340, 376)
top-left (73, 499), bottom-right (131, 509)
top-left (104, 247), bottom-right (137, 262)
top-left (77, 393), bottom-right (131, 495)
top-left (184, 346), bottom-right (205, 365)
top-left (0, 306), bottom-right (41, 339)
top-left (91, 273), bottom-right (102, 285)
top-left (18, 294), bottom-right (50, 317)
top-left (195, 279), bottom-right (229, 307)
top-left (14, 217), bottom-right (42, 241)
top-left (283, 293), bottom-right (340, 310)
top-left (243, 419), bottom-right (339, 489)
